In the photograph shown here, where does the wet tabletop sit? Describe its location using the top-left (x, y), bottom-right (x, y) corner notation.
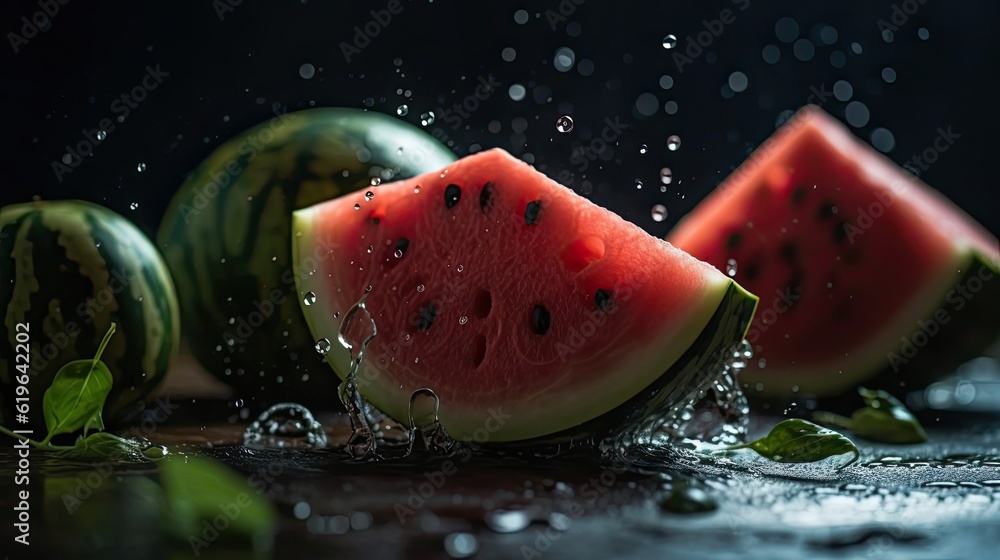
top-left (2, 400), bottom-right (999, 560)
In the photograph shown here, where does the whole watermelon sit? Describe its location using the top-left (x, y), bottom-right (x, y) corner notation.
top-left (157, 107), bottom-right (455, 408)
top-left (0, 200), bottom-right (180, 431)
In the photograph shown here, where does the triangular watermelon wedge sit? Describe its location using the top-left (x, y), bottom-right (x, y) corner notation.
top-left (292, 148), bottom-right (758, 442)
top-left (669, 106), bottom-right (1000, 397)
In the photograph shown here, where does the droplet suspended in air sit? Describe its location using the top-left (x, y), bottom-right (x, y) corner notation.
top-left (659, 167), bottom-right (673, 184)
top-left (365, 191), bottom-right (375, 201)
top-left (651, 204), bottom-right (668, 222)
top-left (667, 135), bottom-right (681, 151)
top-left (299, 63), bottom-right (315, 80)
top-left (662, 34), bottom-right (678, 49)
top-left (639, 144), bottom-right (648, 154)
top-left (555, 115), bottom-right (574, 133)
top-left (137, 163), bottom-right (146, 172)
top-left (303, 292), bottom-right (317, 306)
top-left (129, 202), bottom-right (139, 210)
top-left (315, 338), bottom-right (332, 354)
top-left (726, 258), bottom-right (738, 276)
top-left (96, 130), bottom-right (107, 141)
top-left (370, 177), bottom-right (381, 186)
top-left (396, 104), bottom-right (409, 116)
top-left (420, 111), bottom-right (435, 126)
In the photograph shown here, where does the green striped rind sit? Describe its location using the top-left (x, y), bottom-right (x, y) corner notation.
top-left (156, 107), bottom-right (455, 406)
top-left (0, 200), bottom-right (180, 429)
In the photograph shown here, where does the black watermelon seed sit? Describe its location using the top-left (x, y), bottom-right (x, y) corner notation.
top-left (444, 184), bottom-right (462, 208)
top-left (725, 232), bottom-right (742, 251)
top-left (480, 182), bottom-right (494, 211)
top-left (371, 217), bottom-right (381, 225)
top-left (817, 202), bottom-right (837, 218)
top-left (417, 303), bottom-right (437, 331)
top-left (525, 200), bottom-right (542, 225)
top-left (595, 289), bottom-right (612, 310)
top-left (833, 220), bottom-right (849, 243)
top-left (395, 237), bottom-right (410, 257)
top-left (532, 304), bottom-right (550, 335)
top-left (791, 185), bottom-right (807, 204)
top-left (779, 243), bottom-right (797, 262)
top-left (744, 263), bottom-right (759, 282)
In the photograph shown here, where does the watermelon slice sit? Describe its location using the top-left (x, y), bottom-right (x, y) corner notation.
top-left (668, 106), bottom-right (1000, 397)
top-left (292, 148), bottom-right (758, 442)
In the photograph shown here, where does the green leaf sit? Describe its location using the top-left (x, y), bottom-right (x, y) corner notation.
top-left (159, 456), bottom-right (276, 553)
top-left (812, 387), bottom-right (928, 444)
top-left (42, 323), bottom-right (116, 443)
top-left (728, 419), bottom-right (860, 468)
top-left (50, 432), bottom-right (157, 462)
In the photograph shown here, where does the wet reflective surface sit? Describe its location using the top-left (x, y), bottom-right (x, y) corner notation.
top-left (2, 396), bottom-right (999, 559)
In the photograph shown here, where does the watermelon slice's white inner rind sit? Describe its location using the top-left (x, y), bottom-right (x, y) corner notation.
top-left (291, 148), bottom-right (759, 442)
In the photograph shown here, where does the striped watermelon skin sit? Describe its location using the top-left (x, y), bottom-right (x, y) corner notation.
top-left (157, 107), bottom-right (455, 407)
top-left (0, 200), bottom-right (180, 430)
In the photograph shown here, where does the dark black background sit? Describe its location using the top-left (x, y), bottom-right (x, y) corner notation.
top-left (3, 0), bottom-right (998, 238)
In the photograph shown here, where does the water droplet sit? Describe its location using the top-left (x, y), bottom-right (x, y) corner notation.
top-left (555, 115), bottom-right (574, 133)
top-left (137, 163), bottom-right (146, 172)
top-left (757, 358), bottom-right (767, 368)
top-left (299, 63), bottom-right (315, 79)
top-left (651, 204), bottom-right (668, 222)
top-left (635, 180), bottom-right (643, 190)
top-left (394, 249), bottom-right (404, 258)
top-left (726, 258), bottom-right (738, 276)
top-left (365, 190), bottom-right (375, 201)
top-left (416, 284), bottom-right (425, 292)
top-left (370, 177), bottom-right (381, 186)
top-left (667, 135), bottom-right (681, 151)
top-left (129, 202), bottom-right (139, 210)
top-left (459, 316), bottom-right (468, 325)
top-left (303, 292), bottom-right (317, 306)
top-left (396, 104), bottom-right (409, 116)
top-left (243, 403), bottom-right (327, 449)
top-left (662, 34), bottom-right (678, 49)
top-left (485, 509), bottom-right (532, 533)
top-left (639, 144), bottom-right (648, 154)
top-left (96, 130), bottom-right (107, 141)
top-left (315, 338), bottom-right (332, 354)
top-left (660, 167), bottom-right (673, 184)
top-left (366, 246), bottom-right (374, 254)
top-left (413, 186), bottom-right (421, 194)
top-left (444, 532), bottom-right (479, 558)
top-left (354, 204), bottom-right (361, 211)
top-left (456, 264), bottom-right (464, 272)
top-left (420, 111), bottom-right (435, 126)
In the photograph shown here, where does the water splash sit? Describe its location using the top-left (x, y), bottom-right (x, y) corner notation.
top-left (243, 403), bottom-right (327, 449)
top-left (406, 388), bottom-right (461, 456)
top-left (337, 294), bottom-right (380, 459)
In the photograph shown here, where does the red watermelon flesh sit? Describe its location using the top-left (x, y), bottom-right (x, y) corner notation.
top-left (668, 106), bottom-right (1000, 397)
top-left (293, 148), bottom-right (758, 442)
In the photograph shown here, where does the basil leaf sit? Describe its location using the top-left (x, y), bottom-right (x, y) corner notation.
top-left (159, 456), bottom-right (277, 552)
top-left (50, 432), bottom-right (155, 462)
top-left (730, 419), bottom-right (860, 468)
top-left (812, 387), bottom-right (928, 444)
top-left (42, 324), bottom-right (116, 442)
